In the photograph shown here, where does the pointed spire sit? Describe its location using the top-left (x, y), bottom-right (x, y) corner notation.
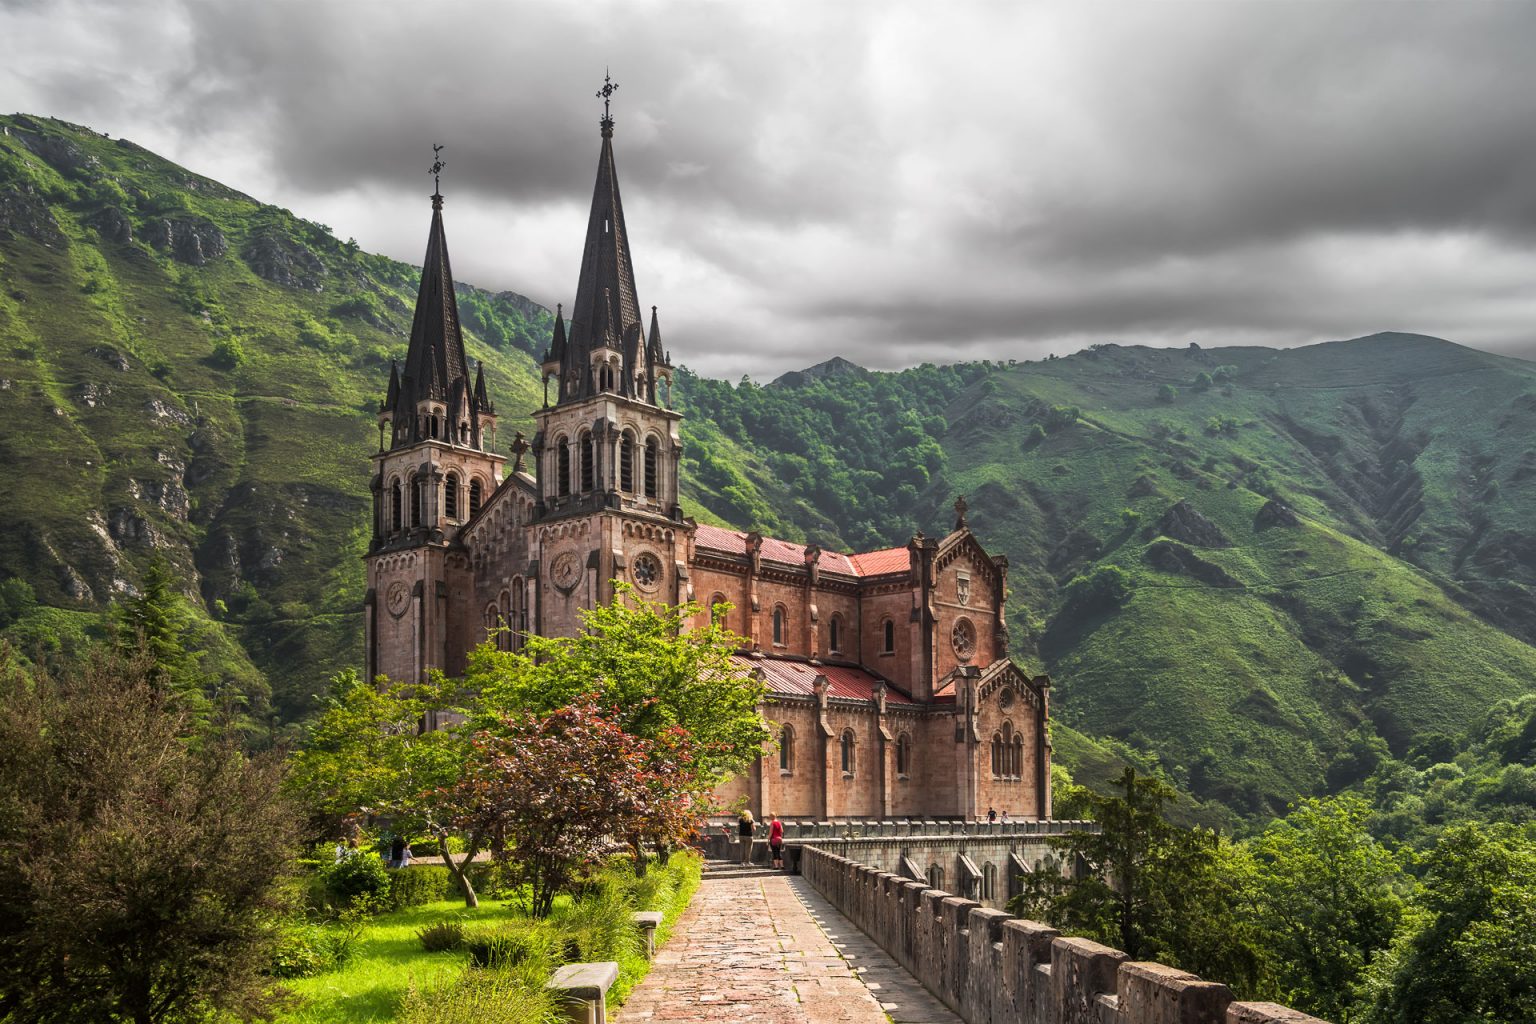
top-left (398, 187), bottom-right (472, 426)
top-left (473, 360), bottom-right (491, 414)
top-left (382, 359), bottom-right (400, 412)
top-left (544, 303), bottom-right (566, 367)
top-left (647, 305), bottom-right (664, 364)
top-left (558, 110), bottom-right (643, 404)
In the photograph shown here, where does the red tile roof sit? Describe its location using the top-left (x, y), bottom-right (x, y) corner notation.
top-left (693, 525), bottom-right (909, 578)
top-left (735, 655), bottom-right (914, 704)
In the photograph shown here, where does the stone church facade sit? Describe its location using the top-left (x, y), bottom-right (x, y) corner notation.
top-left (364, 108), bottom-right (1053, 821)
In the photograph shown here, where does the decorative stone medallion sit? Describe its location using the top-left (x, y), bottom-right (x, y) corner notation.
top-left (551, 551), bottom-right (582, 592)
top-left (951, 617), bottom-right (977, 662)
top-left (957, 570), bottom-right (972, 606)
top-left (386, 581), bottom-right (410, 618)
top-left (632, 551), bottom-right (662, 592)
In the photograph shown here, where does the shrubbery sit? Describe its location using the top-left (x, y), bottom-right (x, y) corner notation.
top-left (321, 851), bottom-right (390, 906)
top-left (387, 865), bottom-right (454, 910)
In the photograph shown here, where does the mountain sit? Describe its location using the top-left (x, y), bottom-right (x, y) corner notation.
top-left (4, 114), bottom-right (1536, 824)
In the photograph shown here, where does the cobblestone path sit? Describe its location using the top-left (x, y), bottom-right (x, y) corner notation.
top-left (616, 863), bottom-right (959, 1024)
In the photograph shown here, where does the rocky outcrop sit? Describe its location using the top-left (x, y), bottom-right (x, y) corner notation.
top-left (1255, 499), bottom-right (1300, 529)
top-left (1144, 540), bottom-right (1242, 588)
top-left (140, 215), bottom-right (227, 265)
top-left (88, 345), bottom-right (131, 372)
top-left (15, 130), bottom-right (101, 180)
top-left (242, 227), bottom-right (326, 289)
top-left (0, 184), bottom-right (66, 245)
top-left (1153, 500), bottom-right (1230, 548)
top-left (84, 204), bottom-right (134, 243)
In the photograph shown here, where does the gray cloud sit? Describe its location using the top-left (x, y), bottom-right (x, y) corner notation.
top-left (6, 0), bottom-right (1536, 379)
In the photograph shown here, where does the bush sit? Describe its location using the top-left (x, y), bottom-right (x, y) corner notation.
top-left (464, 923), bottom-right (566, 973)
top-left (417, 919), bottom-right (466, 953)
top-left (555, 879), bottom-right (641, 963)
top-left (466, 859), bottom-right (516, 900)
top-left (322, 851), bottom-right (391, 907)
top-left (397, 967), bottom-right (563, 1024)
top-left (266, 908), bottom-right (366, 978)
top-left (209, 336), bottom-right (246, 369)
top-left (387, 865), bottom-right (453, 910)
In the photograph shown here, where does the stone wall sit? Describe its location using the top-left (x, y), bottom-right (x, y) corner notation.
top-left (799, 845), bottom-right (1330, 1024)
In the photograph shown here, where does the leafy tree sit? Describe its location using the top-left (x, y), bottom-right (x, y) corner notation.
top-left (445, 698), bottom-right (700, 916)
top-left (1363, 822), bottom-right (1536, 1024)
top-left (1193, 371), bottom-right (1213, 391)
top-left (0, 645), bottom-right (295, 1024)
top-left (1250, 796), bottom-right (1406, 1022)
top-left (285, 669), bottom-right (485, 906)
top-left (1157, 383), bottom-right (1179, 403)
top-left (465, 584), bottom-right (768, 784)
top-left (0, 576), bottom-right (36, 627)
top-left (1011, 767), bottom-right (1257, 982)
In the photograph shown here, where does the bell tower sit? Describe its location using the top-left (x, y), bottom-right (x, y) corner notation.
top-left (364, 157), bottom-right (505, 684)
top-left (530, 76), bottom-right (689, 638)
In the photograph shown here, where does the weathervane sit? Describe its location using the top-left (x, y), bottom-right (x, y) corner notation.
top-left (430, 143), bottom-right (446, 196)
top-left (596, 69), bottom-right (619, 132)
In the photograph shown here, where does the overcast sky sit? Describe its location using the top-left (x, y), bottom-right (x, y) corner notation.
top-left (6, 0), bottom-right (1536, 380)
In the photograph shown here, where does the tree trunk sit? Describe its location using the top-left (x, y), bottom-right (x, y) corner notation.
top-left (630, 833), bottom-right (648, 877)
top-left (435, 826), bottom-right (480, 908)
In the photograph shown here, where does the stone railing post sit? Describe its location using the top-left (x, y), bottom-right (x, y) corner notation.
top-left (631, 911), bottom-right (663, 959)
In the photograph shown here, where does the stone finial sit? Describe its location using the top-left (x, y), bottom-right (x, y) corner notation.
top-left (510, 431), bottom-right (530, 474)
top-left (954, 494), bottom-right (968, 530)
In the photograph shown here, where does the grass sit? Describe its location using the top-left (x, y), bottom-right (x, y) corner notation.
top-left (275, 852), bottom-right (702, 1024)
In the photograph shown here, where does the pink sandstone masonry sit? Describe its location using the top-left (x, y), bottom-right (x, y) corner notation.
top-left (799, 846), bottom-right (1332, 1024)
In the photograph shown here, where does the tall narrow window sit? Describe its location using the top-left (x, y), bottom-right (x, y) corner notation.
top-left (410, 477), bottom-right (422, 528)
top-left (1013, 735), bottom-right (1025, 780)
top-left (620, 433), bottom-right (635, 492)
top-left (883, 619), bottom-right (895, 653)
top-left (509, 579), bottom-right (524, 653)
top-left (779, 725), bottom-right (795, 773)
top-left (983, 863), bottom-right (997, 901)
top-left (840, 730), bottom-right (855, 775)
top-left (390, 481), bottom-right (402, 533)
top-left (710, 593), bottom-right (728, 627)
top-left (896, 733), bottom-right (911, 777)
top-left (469, 478), bottom-right (483, 516)
top-left (829, 615), bottom-right (841, 653)
top-left (991, 734), bottom-right (1003, 777)
top-left (557, 440), bottom-right (571, 497)
top-left (444, 472), bottom-right (460, 521)
top-left (580, 433), bottom-right (595, 491)
top-left (772, 606), bottom-right (785, 645)
top-left (644, 437), bottom-right (659, 498)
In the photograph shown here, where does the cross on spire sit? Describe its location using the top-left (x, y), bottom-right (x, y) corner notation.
top-left (597, 69), bottom-right (619, 135)
top-left (429, 143), bottom-right (446, 207)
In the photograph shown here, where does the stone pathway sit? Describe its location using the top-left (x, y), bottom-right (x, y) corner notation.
top-left (616, 862), bottom-right (959, 1024)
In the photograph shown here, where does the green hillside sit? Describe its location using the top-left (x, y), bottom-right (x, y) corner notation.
top-left (4, 114), bottom-right (1536, 822)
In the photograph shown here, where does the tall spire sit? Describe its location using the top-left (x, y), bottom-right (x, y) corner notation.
top-left (555, 75), bottom-right (647, 405)
top-left (385, 147), bottom-right (481, 447)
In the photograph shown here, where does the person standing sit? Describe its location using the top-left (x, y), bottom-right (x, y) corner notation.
top-left (768, 814), bottom-right (785, 870)
top-left (389, 835), bottom-right (405, 869)
top-left (399, 840), bottom-right (412, 870)
top-left (987, 806), bottom-right (997, 824)
top-left (737, 811), bottom-right (755, 865)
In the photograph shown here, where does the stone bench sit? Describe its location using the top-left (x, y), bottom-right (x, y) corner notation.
top-left (632, 910), bottom-right (664, 959)
top-left (546, 961), bottom-right (619, 1024)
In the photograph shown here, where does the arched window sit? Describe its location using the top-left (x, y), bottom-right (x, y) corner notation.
top-left (983, 863), bottom-right (997, 901)
top-left (580, 432), bottom-right (595, 491)
top-left (840, 730), bottom-right (856, 775)
top-left (882, 619), bottom-right (895, 654)
top-left (896, 733), bottom-right (912, 777)
top-left (484, 603), bottom-right (499, 641)
top-left (390, 480), bottom-right (402, 533)
top-left (1013, 735), bottom-right (1025, 780)
top-left (557, 438), bottom-right (571, 497)
top-left (779, 725), bottom-right (795, 773)
top-left (829, 614), bottom-right (842, 653)
top-left (469, 478), bottom-right (483, 516)
top-left (991, 733), bottom-right (1004, 778)
top-left (510, 578), bottom-right (525, 652)
top-left (710, 593), bottom-right (728, 627)
top-left (644, 437), bottom-right (659, 498)
top-left (928, 865), bottom-right (944, 891)
top-left (410, 477), bottom-right (423, 528)
top-left (620, 432), bottom-right (636, 492)
top-left (772, 605), bottom-right (786, 646)
top-left (444, 472), bottom-right (460, 521)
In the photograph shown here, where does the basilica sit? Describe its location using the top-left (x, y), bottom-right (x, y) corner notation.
top-left (363, 103), bottom-right (1053, 822)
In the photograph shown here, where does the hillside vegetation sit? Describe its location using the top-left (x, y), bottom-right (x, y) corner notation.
top-left (4, 114), bottom-right (1536, 822)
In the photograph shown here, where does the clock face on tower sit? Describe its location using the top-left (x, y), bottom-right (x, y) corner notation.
top-left (386, 581), bottom-right (411, 618)
top-left (551, 551), bottom-right (582, 592)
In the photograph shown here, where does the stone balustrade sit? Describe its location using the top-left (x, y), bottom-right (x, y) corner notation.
top-left (799, 845), bottom-right (1330, 1024)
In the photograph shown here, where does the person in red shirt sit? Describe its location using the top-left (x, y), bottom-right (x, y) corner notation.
top-left (768, 814), bottom-right (785, 869)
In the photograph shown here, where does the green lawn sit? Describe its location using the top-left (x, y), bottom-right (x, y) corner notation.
top-left (277, 854), bottom-right (702, 1024)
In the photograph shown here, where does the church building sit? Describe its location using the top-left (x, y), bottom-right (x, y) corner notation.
top-left (363, 99), bottom-right (1053, 822)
